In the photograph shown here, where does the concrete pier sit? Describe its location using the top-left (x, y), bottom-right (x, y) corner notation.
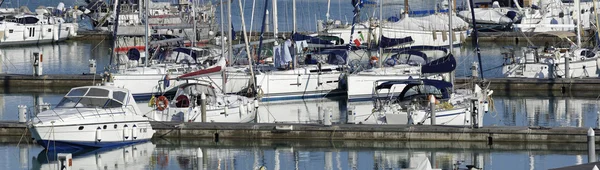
top-left (2, 121), bottom-right (599, 143)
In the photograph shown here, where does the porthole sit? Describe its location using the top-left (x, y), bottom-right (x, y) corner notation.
top-left (114, 124), bottom-right (117, 129)
top-left (78, 126), bottom-right (84, 130)
top-left (47, 29), bottom-right (51, 32)
top-left (8, 29), bottom-right (13, 33)
top-left (103, 125), bottom-right (107, 129)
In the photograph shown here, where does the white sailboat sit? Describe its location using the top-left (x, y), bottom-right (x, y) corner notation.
top-left (28, 85), bottom-right (156, 151)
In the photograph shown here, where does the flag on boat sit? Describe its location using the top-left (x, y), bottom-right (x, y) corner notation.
top-left (353, 39), bottom-right (361, 47)
top-left (359, 32), bottom-right (364, 41)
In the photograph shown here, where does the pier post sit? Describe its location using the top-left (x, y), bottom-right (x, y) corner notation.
top-left (253, 99), bottom-right (259, 123)
top-left (589, 128), bottom-right (596, 163)
top-left (201, 93), bottom-right (206, 123)
top-left (430, 95), bottom-right (436, 125)
top-left (89, 59), bottom-right (97, 74)
top-left (56, 153), bottom-right (72, 170)
top-left (17, 105), bottom-right (27, 123)
top-left (32, 52), bottom-right (43, 76)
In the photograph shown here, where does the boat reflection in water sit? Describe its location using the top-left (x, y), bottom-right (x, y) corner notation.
top-left (31, 141), bottom-right (155, 170)
top-left (498, 96), bottom-right (599, 127)
top-left (256, 97), bottom-right (346, 123)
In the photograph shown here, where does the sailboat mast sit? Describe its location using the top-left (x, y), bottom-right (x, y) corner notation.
top-left (326, 0), bottom-right (331, 21)
top-left (110, 0), bottom-right (122, 67)
top-left (594, 0), bottom-right (600, 47)
top-left (348, 0), bottom-right (362, 52)
top-left (192, 0), bottom-right (197, 47)
top-left (257, 0), bottom-right (270, 62)
top-left (144, 0), bottom-right (150, 68)
top-left (272, 0), bottom-right (278, 39)
top-left (227, 0), bottom-right (233, 64)
top-left (237, 0), bottom-right (257, 92)
top-left (576, 0), bottom-right (582, 47)
top-left (220, 0), bottom-right (226, 92)
top-left (378, 0), bottom-right (383, 67)
top-left (449, 0), bottom-right (455, 92)
top-left (293, 0), bottom-right (296, 33)
top-left (468, 0), bottom-right (484, 79)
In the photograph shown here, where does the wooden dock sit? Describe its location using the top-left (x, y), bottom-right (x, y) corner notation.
top-left (1, 121), bottom-right (598, 143)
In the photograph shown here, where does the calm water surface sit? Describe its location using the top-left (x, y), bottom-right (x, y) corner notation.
top-left (0, 138), bottom-right (593, 170)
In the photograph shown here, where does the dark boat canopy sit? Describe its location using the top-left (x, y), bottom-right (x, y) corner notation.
top-left (376, 79), bottom-right (452, 99)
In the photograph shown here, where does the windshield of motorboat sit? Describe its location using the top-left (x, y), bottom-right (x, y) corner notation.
top-left (176, 83), bottom-right (217, 99)
top-left (56, 87), bottom-right (127, 108)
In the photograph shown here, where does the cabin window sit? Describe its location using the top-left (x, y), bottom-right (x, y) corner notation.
top-left (114, 124), bottom-right (117, 129)
top-left (8, 29), bottom-right (12, 33)
top-left (27, 27), bottom-right (35, 37)
top-left (153, 30), bottom-right (157, 33)
top-left (103, 125), bottom-right (107, 129)
top-left (178, 29), bottom-right (183, 33)
top-left (87, 88), bottom-right (109, 97)
top-left (67, 88), bottom-right (88, 96)
top-left (47, 28), bottom-right (51, 32)
top-left (78, 126), bottom-right (84, 130)
top-left (113, 91), bottom-right (127, 103)
top-left (104, 99), bottom-right (123, 108)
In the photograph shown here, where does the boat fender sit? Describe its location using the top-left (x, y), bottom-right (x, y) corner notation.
top-left (132, 124), bottom-right (137, 140)
top-left (96, 127), bottom-right (102, 142)
top-left (156, 96), bottom-right (169, 111)
top-left (123, 124), bottom-right (130, 140)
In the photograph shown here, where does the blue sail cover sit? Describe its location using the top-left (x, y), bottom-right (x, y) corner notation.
top-left (421, 53), bottom-right (456, 74)
top-left (379, 35), bottom-right (414, 48)
top-left (291, 33), bottom-right (334, 45)
top-left (376, 79), bottom-right (452, 99)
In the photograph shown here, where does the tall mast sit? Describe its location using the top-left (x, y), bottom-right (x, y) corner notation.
top-left (144, 0), bottom-right (150, 68)
top-left (237, 0), bottom-right (257, 93)
top-left (449, 0), bottom-right (454, 92)
top-left (468, 0), bottom-right (484, 79)
top-left (192, 0), bottom-right (197, 47)
top-left (326, 0), bottom-right (331, 21)
top-left (257, 0), bottom-right (270, 62)
top-left (293, 0), bottom-right (297, 33)
top-left (220, 0), bottom-right (226, 92)
top-left (348, 0), bottom-right (362, 52)
top-left (576, 0), bottom-right (582, 47)
top-left (378, 0), bottom-right (383, 67)
top-left (110, 0), bottom-right (122, 67)
top-left (227, 0), bottom-right (233, 64)
top-left (272, 0), bottom-right (278, 39)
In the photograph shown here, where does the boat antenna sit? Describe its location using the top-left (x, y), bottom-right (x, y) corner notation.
top-left (467, 0), bottom-right (484, 80)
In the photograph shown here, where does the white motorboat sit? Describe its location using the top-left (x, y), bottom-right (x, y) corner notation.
top-left (362, 79), bottom-right (491, 126)
top-left (142, 81), bottom-right (258, 123)
top-left (29, 85), bottom-right (156, 151)
top-left (31, 141), bottom-right (155, 170)
top-left (0, 8), bottom-right (78, 46)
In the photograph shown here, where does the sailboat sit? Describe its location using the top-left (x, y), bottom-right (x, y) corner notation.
top-left (501, 0), bottom-right (600, 78)
top-left (360, 0), bottom-right (492, 126)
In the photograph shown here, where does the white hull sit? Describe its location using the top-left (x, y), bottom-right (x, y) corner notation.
top-left (33, 142), bottom-right (155, 170)
top-left (502, 58), bottom-right (600, 78)
top-left (0, 22), bottom-right (77, 46)
top-left (325, 27), bottom-right (466, 47)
